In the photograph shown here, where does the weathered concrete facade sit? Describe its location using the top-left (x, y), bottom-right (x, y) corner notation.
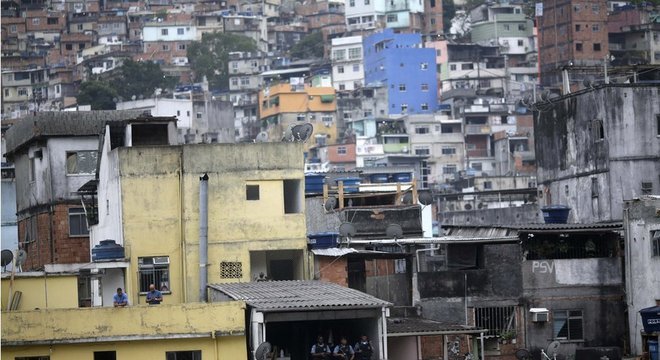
top-left (535, 85), bottom-right (660, 223)
top-left (623, 196), bottom-right (660, 355)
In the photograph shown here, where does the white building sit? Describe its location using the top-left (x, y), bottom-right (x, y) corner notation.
top-left (344, 0), bottom-right (424, 32)
top-left (142, 22), bottom-right (197, 42)
top-left (331, 36), bottom-right (364, 92)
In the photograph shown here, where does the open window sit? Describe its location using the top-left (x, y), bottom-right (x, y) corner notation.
top-left (283, 179), bottom-right (302, 214)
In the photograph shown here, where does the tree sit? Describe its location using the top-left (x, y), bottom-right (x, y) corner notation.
top-left (111, 60), bottom-right (177, 99)
top-left (290, 32), bottom-right (324, 60)
top-left (442, 0), bottom-right (456, 34)
top-left (187, 32), bottom-right (258, 91)
top-left (76, 81), bottom-right (117, 110)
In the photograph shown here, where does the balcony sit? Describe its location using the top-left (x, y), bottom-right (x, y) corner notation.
top-left (383, 143), bottom-right (410, 154)
top-left (1, 302), bottom-right (246, 345)
top-left (464, 124), bottom-right (491, 134)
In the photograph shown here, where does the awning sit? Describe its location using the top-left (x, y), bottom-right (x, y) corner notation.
top-left (388, 317), bottom-right (486, 337)
top-left (320, 94), bottom-right (335, 103)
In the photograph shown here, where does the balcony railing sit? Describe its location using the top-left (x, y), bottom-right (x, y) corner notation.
top-left (465, 124), bottom-right (491, 134)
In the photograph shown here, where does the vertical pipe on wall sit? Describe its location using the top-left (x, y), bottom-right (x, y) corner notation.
top-left (199, 173), bottom-right (209, 302)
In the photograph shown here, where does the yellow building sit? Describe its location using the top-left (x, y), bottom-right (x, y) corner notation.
top-left (2, 273), bottom-right (247, 360)
top-left (258, 83), bottom-right (338, 151)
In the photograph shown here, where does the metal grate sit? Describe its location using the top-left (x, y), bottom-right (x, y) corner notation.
top-left (475, 306), bottom-right (516, 337)
top-left (220, 261), bottom-right (243, 279)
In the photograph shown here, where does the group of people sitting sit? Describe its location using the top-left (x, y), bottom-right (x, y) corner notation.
top-left (311, 335), bottom-right (373, 360)
top-left (112, 284), bottom-right (163, 307)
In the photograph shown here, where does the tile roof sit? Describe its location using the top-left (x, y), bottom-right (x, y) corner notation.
top-left (387, 317), bottom-right (485, 336)
top-left (208, 280), bottom-right (391, 312)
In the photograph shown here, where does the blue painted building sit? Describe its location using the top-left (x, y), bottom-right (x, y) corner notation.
top-left (363, 29), bottom-right (438, 115)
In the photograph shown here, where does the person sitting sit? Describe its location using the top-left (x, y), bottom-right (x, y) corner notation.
top-left (113, 287), bottom-right (128, 307)
top-left (354, 335), bottom-right (373, 360)
top-left (311, 336), bottom-right (331, 360)
top-left (333, 337), bottom-right (354, 360)
top-left (146, 283), bottom-right (163, 305)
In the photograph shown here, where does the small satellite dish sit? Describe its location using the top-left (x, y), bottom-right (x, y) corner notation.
top-left (255, 131), bottom-right (269, 143)
top-left (546, 341), bottom-right (561, 357)
top-left (583, 77), bottom-right (593, 88)
top-left (254, 342), bottom-right (272, 360)
top-left (282, 124), bottom-right (295, 142)
top-left (324, 196), bottom-right (337, 211)
top-left (16, 249), bottom-right (27, 266)
top-left (292, 123), bottom-right (313, 142)
top-left (515, 348), bottom-right (531, 360)
top-left (1, 250), bottom-right (14, 267)
top-left (339, 222), bottom-right (357, 238)
top-left (418, 190), bottom-right (433, 205)
top-left (401, 192), bottom-right (413, 205)
top-left (540, 90), bottom-right (551, 102)
top-left (386, 224), bottom-right (403, 239)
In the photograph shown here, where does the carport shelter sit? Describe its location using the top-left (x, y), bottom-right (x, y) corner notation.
top-left (208, 280), bottom-right (392, 360)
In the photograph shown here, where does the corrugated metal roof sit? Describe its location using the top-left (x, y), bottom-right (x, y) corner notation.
top-left (511, 222), bottom-right (623, 232)
top-left (208, 281), bottom-right (391, 312)
top-left (387, 318), bottom-right (485, 336)
top-left (347, 235), bottom-right (519, 245)
top-left (311, 248), bottom-right (405, 257)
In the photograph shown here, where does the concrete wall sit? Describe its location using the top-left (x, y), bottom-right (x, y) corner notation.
top-left (522, 258), bottom-right (622, 291)
top-left (366, 273), bottom-right (409, 306)
top-left (1, 273), bottom-right (79, 310)
top-left (388, 336), bottom-right (418, 360)
top-left (624, 197), bottom-right (660, 355)
top-left (535, 86), bottom-right (660, 222)
top-left (440, 204), bottom-right (541, 226)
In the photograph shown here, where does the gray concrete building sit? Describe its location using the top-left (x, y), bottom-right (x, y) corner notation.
top-left (534, 84), bottom-right (660, 223)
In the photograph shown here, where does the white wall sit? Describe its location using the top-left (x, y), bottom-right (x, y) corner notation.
top-left (143, 25), bottom-right (197, 42)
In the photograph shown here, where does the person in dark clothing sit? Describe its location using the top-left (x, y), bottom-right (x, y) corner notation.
top-left (354, 335), bottom-right (373, 360)
top-left (333, 337), bottom-right (354, 360)
top-left (311, 336), bottom-right (331, 360)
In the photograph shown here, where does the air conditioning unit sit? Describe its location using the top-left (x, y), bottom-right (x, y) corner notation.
top-left (153, 256), bottom-right (170, 265)
top-left (530, 308), bottom-right (549, 322)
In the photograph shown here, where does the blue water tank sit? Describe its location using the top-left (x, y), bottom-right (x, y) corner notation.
top-left (335, 177), bottom-right (360, 193)
top-left (369, 174), bottom-right (389, 183)
top-left (91, 240), bottom-right (125, 261)
top-left (649, 340), bottom-right (658, 360)
top-left (305, 173), bottom-right (325, 194)
top-left (392, 172), bottom-right (412, 183)
top-left (307, 232), bottom-right (339, 249)
top-left (541, 205), bottom-right (571, 224)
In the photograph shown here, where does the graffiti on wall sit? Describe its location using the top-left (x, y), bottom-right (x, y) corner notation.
top-left (531, 260), bottom-right (555, 273)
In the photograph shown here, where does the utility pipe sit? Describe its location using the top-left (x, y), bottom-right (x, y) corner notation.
top-left (199, 173), bottom-right (209, 302)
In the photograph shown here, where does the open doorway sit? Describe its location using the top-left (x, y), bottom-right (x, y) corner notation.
top-left (250, 250), bottom-right (304, 281)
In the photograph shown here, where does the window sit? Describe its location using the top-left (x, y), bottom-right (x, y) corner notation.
top-left (65, 43), bottom-right (73, 51)
top-left (32, 18), bottom-right (40, 25)
top-left (66, 151), bottom-right (98, 175)
top-left (399, 84), bottom-right (406, 92)
top-left (246, 184), bottom-right (260, 200)
top-left (220, 261), bottom-right (243, 278)
top-left (47, 17), bottom-right (58, 25)
top-left (337, 65), bottom-right (344, 74)
top-left (177, 28), bottom-right (184, 35)
top-left (415, 148), bottom-right (430, 156)
top-left (178, 44), bottom-right (186, 50)
top-left (436, 49), bottom-right (441, 56)
top-left (400, 104), bottom-right (408, 112)
top-left (503, 24), bottom-right (510, 30)
top-left (339, 84), bottom-right (345, 90)
top-left (652, 230), bottom-right (660, 257)
top-left (471, 162), bottom-right (482, 171)
top-left (94, 351), bottom-right (116, 360)
top-left (421, 103), bottom-right (429, 111)
top-left (138, 256), bottom-right (170, 293)
top-left (365, 0), bottom-right (370, 4)
top-left (196, 112), bottom-right (202, 119)
top-left (349, 0), bottom-right (354, 6)
top-left (461, 63), bottom-right (474, 70)
top-left (475, 306), bottom-right (516, 336)
top-left (642, 182), bottom-right (653, 195)
top-left (592, 4), bottom-right (600, 12)
top-left (10, 24), bottom-right (17, 33)
top-left (18, 88), bottom-right (28, 96)
top-left (575, 24), bottom-right (581, 32)
top-left (387, 14), bottom-right (397, 22)
top-left (591, 177), bottom-right (599, 197)
top-left (353, 64), bottom-right (360, 72)
top-left (69, 207), bottom-right (89, 236)
top-left (553, 310), bottom-right (583, 340)
top-left (421, 83), bottom-right (429, 91)
top-left (518, 24), bottom-right (525, 31)
top-left (592, 119), bottom-right (604, 140)
top-left (231, 78), bottom-right (238, 86)
top-left (657, 114), bottom-right (660, 136)
top-left (518, 39), bottom-right (524, 46)
top-left (431, 18), bottom-right (436, 25)
top-left (441, 147), bottom-right (456, 155)
top-left (593, 43), bottom-right (601, 51)
top-left (161, 29), bottom-right (168, 35)
top-left (592, 23), bottom-right (600, 32)
top-left (576, 43), bottom-right (583, 51)
top-left (3, 88), bottom-right (8, 97)
top-left (483, 181), bottom-right (492, 189)
top-left (443, 164), bottom-right (457, 174)
top-left (240, 77), bottom-right (249, 85)
top-left (333, 49), bottom-right (346, 60)
top-left (573, 4), bottom-right (581, 11)
top-left (420, 62), bottom-right (429, 70)
top-left (348, 47), bottom-right (361, 59)
top-left (162, 44), bottom-right (170, 51)
top-left (415, 126), bottom-right (429, 134)
top-left (166, 351), bottom-right (202, 360)
top-left (283, 179), bottom-right (302, 213)
top-left (449, 64), bottom-right (457, 71)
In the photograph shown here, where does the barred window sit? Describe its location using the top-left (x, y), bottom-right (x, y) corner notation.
top-left (138, 256), bottom-right (170, 293)
top-left (220, 261), bottom-right (243, 279)
top-left (475, 306), bottom-right (516, 336)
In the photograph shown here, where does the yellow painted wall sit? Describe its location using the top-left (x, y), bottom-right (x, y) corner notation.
top-left (117, 143), bottom-right (309, 304)
top-left (259, 83), bottom-right (337, 119)
top-left (1, 274), bottom-right (78, 310)
top-left (2, 336), bottom-right (247, 360)
top-left (1, 302), bottom-right (245, 344)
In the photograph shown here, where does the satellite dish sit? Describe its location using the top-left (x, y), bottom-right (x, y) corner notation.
top-left (583, 77), bottom-right (593, 88)
top-left (339, 222), bottom-right (357, 238)
top-left (546, 341), bottom-right (561, 357)
top-left (292, 123), bottom-right (313, 142)
top-left (515, 349), bottom-right (531, 360)
top-left (1, 250), bottom-right (14, 267)
top-left (324, 196), bottom-right (338, 211)
top-left (540, 90), bottom-right (551, 102)
top-left (254, 342), bottom-right (272, 360)
top-left (418, 190), bottom-right (433, 205)
top-left (385, 224), bottom-right (403, 239)
top-left (255, 131), bottom-right (269, 143)
top-left (401, 192), bottom-right (413, 205)
top-left (16, 250), bottom-right (27, 266)
top-left (282, 124), bottom-right (295, 142)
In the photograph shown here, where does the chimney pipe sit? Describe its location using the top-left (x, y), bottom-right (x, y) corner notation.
top-left (199, 173), bottom-right (209, 302)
